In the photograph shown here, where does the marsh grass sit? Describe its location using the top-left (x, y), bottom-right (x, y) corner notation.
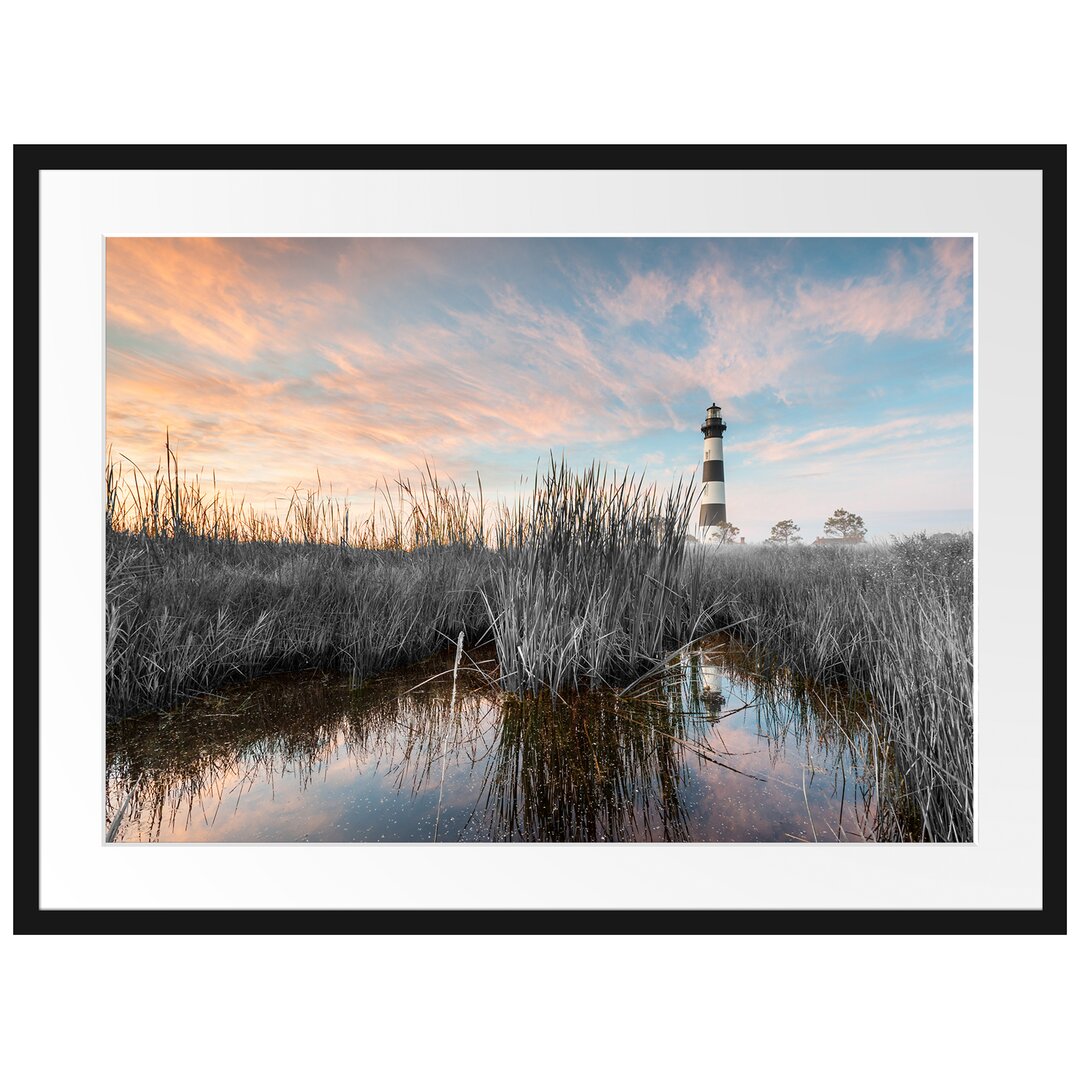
top-left (106, 450), bottom-right (702, 714)
top-left (106, 448), bottom-right (496, 718)
top-left (685, 537), bottom-right (974, 841)
top-left (106, 449), bottom-right (973, 840)
top-left (487, 458), bottom-right (700, 693)
top-left (106, 532), bottom-right (494, 718)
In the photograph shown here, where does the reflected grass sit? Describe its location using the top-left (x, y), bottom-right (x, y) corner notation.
top-left (477, 690), bottom-right (694, 841)
top-left (107, 635), bottom-right (906, 842)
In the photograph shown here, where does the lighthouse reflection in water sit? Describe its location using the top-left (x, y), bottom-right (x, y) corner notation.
top-left (106, 634), bottom-right (887, 843)
top-left (697, 651), bottom-right (728, 709)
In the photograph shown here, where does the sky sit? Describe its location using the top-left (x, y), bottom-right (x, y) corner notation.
top-left (105, 236), bottom-right (973, 541)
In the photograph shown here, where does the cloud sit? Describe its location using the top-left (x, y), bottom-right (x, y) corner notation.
top-left (591, 269), bottom-right (677, 325)
top-left (107, 238), bottom-right (352, 363)
top-left (736, 411), bottom-right (972, 463)
top-left (792, 238), bottom-right (972, 343)
top-left (932, 236), bottom-right (973, 279)
top-left (106, 238), bottom-right (974, 511)
top-left (572, 259), bottom-right (804, 415)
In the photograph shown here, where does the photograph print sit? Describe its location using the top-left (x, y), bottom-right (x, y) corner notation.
top-left (105, 235), bottom-right (974, 844)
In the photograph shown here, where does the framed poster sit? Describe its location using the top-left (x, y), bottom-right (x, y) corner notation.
top-left (13, 145), bottom-right (1065, 932)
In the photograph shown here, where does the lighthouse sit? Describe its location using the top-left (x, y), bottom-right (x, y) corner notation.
top-left (699, 403), bottom-right (727, 537)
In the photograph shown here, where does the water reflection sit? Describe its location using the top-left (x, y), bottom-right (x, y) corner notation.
top-left (476, 693), bottom-right (693, 841)
top-left (106, 635), bottom-right (902, 842)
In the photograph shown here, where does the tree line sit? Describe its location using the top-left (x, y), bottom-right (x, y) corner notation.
top-left (705, 508), bottom-right (867, 545)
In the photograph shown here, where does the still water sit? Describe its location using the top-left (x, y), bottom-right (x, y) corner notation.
top-left (106, 635), bottom-right (888, 842)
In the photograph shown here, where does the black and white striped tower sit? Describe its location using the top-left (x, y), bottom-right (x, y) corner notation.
top-left (699, 403), bottom-right (727, 538)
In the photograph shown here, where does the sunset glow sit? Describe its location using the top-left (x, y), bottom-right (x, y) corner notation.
top-left (106, 236), bottom-right (973, 539)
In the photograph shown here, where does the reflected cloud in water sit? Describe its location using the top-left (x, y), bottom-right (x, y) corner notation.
top-left (106, 635), bottom-right (904, 843)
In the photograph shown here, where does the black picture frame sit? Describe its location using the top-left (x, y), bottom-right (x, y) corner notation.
top-left (13, 144), bottom-right (1066, 935)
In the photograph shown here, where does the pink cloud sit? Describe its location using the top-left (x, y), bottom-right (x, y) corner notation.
top-left (105, 238), bottom-right (973, 514)
top-left (592, 270), bottom-right (677, 325)
top-left (107, 238), bottom-right (350, 363)
top-left (793, 238), bottom-right (972, 343)
top-left (933, 236), bottom-right (974, 279)
top-left (737, 411), bottom-right (972, 463)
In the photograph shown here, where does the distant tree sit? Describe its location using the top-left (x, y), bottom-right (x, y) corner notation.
top-left (823, 507), bottom-right (867, 540)
top-left (709, 521), bottom-right (740, 544)
top-left (766, 519), bottom-right (802, 545)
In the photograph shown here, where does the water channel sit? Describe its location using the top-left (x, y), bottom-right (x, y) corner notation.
top-left (106, 634), bottom-right (888, 842)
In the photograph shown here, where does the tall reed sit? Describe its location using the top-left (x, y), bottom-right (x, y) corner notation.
top-left (106, 448), bottom-right (493, 718)
top-left (485, 458), bottom-right (698, 693)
